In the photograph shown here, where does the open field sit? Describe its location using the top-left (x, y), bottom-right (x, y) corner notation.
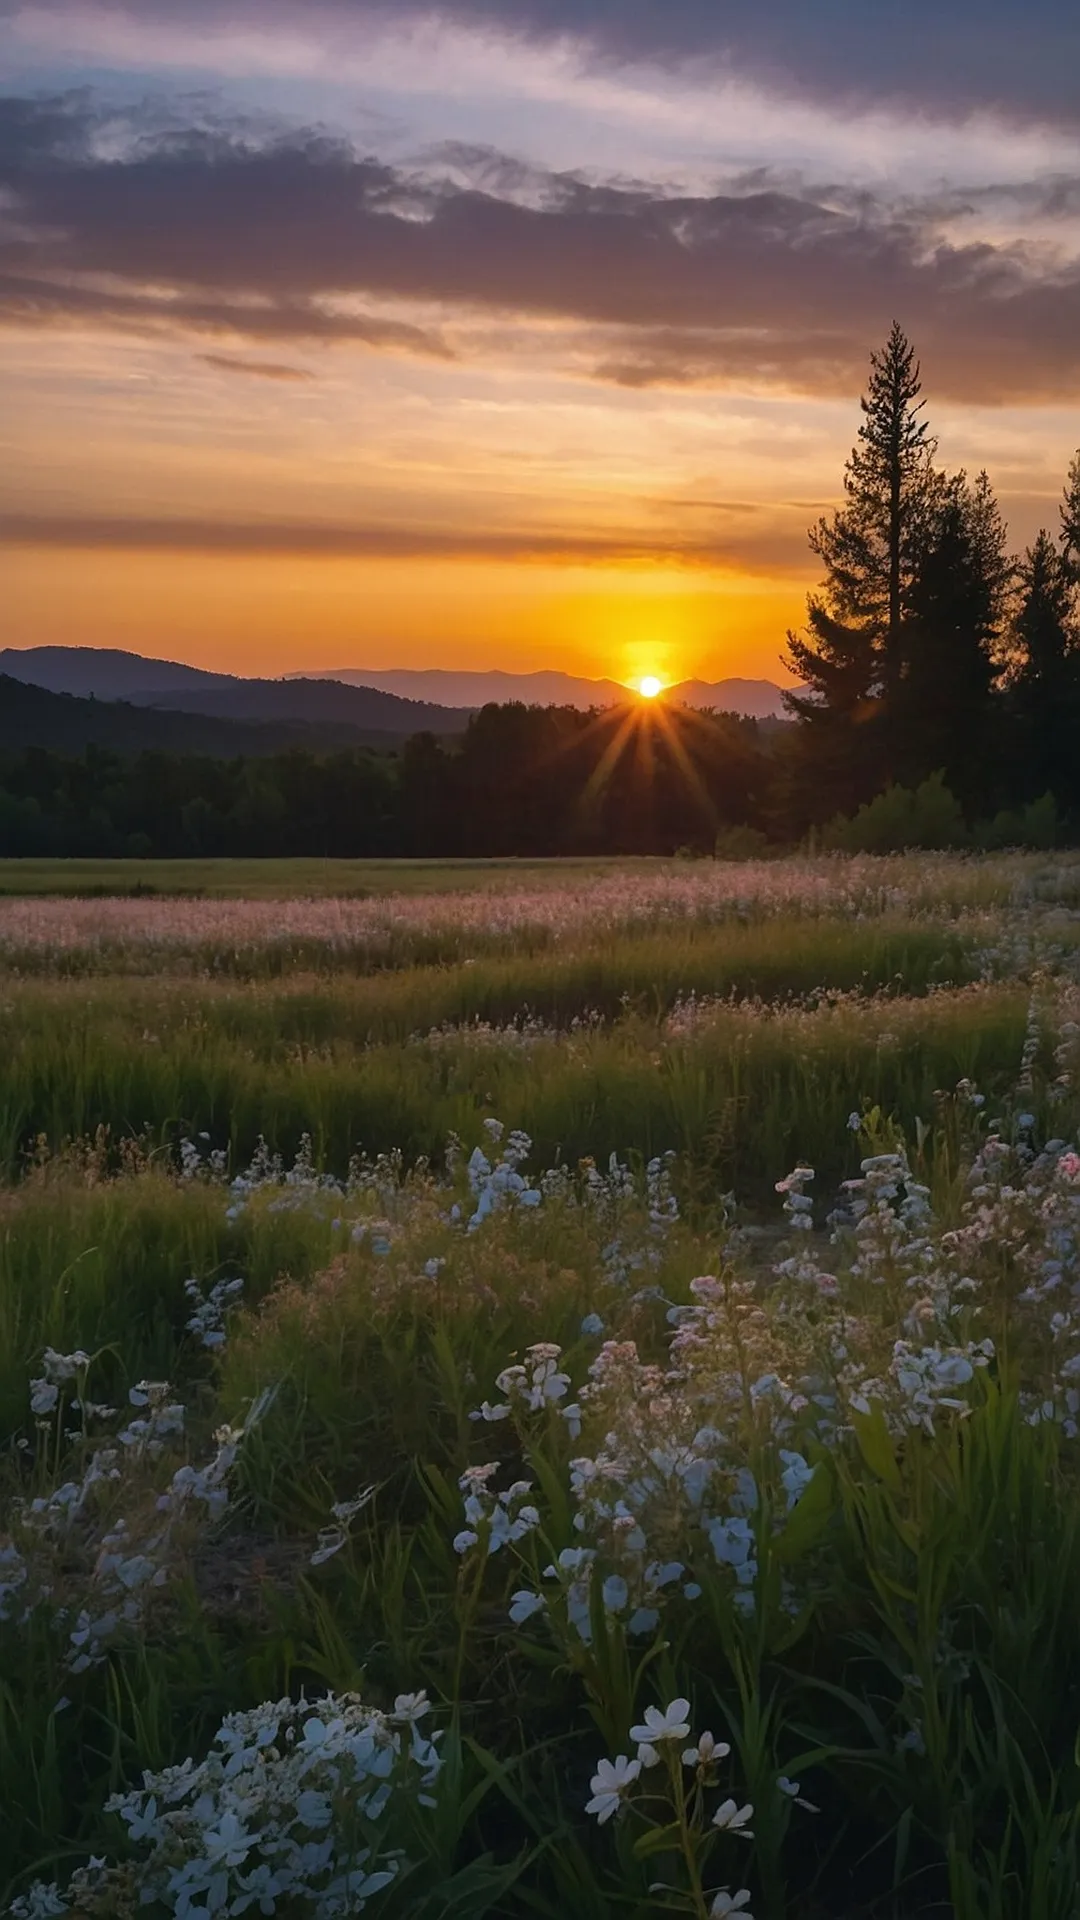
top-left (5, 854), bottom-right (1080, 1919)
top-left (0, 857), bottom-right (672, 899)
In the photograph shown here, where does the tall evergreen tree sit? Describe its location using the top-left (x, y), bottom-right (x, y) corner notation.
top-left (1007, 529), bottom-right (1080, 810)
top-left (897, 469), bottom-right (1010, 809)
top-left (784, 323), bottom-right (938, 809)
top-left (1061, 449), bottom-right (1080, 573)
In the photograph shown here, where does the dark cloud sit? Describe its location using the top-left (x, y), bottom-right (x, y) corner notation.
top-left (2, 94), bottom-right (1080, 403)
top-left (2, 0), bottom-right (1078, 127)
top-left (0, 271), bottom-right (455, 357)
top-left (198, 352), bottom-right (314, 378)
top-left (0, 506), bottom-right (808, 571)
top-left (435, 0), bottom-right (1080, 126)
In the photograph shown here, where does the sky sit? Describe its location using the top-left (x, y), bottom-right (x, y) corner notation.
top-left (2, 1), bottom-right (1080, 687)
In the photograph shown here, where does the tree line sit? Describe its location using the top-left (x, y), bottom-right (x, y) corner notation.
top-left (0, 706), bottom-right (769, 859)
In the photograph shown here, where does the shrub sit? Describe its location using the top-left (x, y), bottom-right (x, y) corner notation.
top-left (824, 771), bottom-right (968, 853)
top-left (714, 825), bottom-right (772, 861)
top-left (975, 791), bottom-right (1062, 851)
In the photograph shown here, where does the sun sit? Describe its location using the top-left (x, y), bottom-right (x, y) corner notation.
top-left (639, 675), bottom-right (663, 699)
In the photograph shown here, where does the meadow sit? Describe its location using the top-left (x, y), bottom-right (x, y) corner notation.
top-left (4, 853), bottom-right (1080, 1918)
top-left (0, 857), bottom-right (674, 899)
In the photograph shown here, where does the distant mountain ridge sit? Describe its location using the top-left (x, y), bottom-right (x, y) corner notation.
top-left (0, 647), bottom-right (795, 726)
top-left (0, 648), bottom-right (467, 735)
top-left (0, 647), bottom-right (238, 700)
top-left (297, 666), bottom-right (794, 718)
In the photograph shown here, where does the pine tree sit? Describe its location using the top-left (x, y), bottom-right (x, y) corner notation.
top-left (1061, 449), bottom-right (1080, 572)
top-left (784, 323), bottom-right (938, 808)
top-left (897, 470), bottom-right (1010, 809)
top-left (1007, 529), bottom-right (1080, 809)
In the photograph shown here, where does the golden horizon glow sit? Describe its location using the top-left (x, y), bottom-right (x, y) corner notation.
top-left (5, 546), bottom-right (809, 683)
top-left (639, 675), bottom-right (663, 698)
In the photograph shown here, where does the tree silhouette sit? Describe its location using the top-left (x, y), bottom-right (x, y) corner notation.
top-left (1006, 530), bottom-right (1080, 810)
top-left (896, 469), bottom-right (1010, 808)
top-left (1061, 450), bottom-right (1080, 573)
top-left (784, 322), bottom-right (938, 810)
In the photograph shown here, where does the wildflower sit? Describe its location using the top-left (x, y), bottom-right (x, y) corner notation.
top-left (630, 1604), bottom-right (661, 1632)
top-left (472, 1400), bottom-right (511, 1423)
top-left (710, 1894), bottom-right (753, 1919)
top-left (712, 1798), bottom-right (754, 1836)
top-left (293, 1790), bottom-right (332, 1828)
top-left (601, 1575), bottom-right (628, 1613)
top-left (202, 1811), bottom-right (257, 1868)
top-left (585, 1754), bottom-right (641, 1823)
top-left (117, 1794), bottom-right (162, 1844)
top-left (682, 1731), bottom-right (730, 1768)
top-left (778, 1451), bottom-right (815, 1509)
top-left (232, 1865), bottom-right (281, 1915)
top-left (629, 1699), bottom-right (692, 1747)
top-left (778, 1774), bottom-right (819, 1810)
top-left (508, 1589), bottom-right (545, 1624)
top-left (391, 1692), bottom-right (429, 1722)
top-left (7, 1886), bottom-right (70, 1920)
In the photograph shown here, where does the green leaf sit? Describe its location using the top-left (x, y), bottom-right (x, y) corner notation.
top-left (851, 1403), bottom-right (902, 1491)
top-left (631, 1822), bottom-right (683, 1860)
top-left (774, 1462), bottom-right (836, 1563)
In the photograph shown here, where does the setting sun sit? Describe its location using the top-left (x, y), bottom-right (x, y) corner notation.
top-left (639, 676), bottom-right (663, 699)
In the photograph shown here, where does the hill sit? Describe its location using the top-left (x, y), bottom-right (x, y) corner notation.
top-left (0, 646), bottom-right (237, 700)
top-left (0, 677), bottom-right (439, 758)
top-left (144, 679), bottom-right (469, 733)
top-left (0, 649), bottom-right (469, 736)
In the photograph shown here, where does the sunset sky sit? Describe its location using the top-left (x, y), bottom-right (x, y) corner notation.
top-left (2, 0), bottom-right (1080, 687)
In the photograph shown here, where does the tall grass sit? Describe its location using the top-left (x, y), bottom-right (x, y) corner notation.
top-left (0, 980), bottom-right (1035, 1197)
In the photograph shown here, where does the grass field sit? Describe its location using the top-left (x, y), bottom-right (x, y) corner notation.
top-left (0, 856), bottom-right (669, 898)
top-left (4, 854), bottom-right (1080, 1919)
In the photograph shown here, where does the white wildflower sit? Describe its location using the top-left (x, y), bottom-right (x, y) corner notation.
top-left (585, 1754), bottom-right (641, 1823)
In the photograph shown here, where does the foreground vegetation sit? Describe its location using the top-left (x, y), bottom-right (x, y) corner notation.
top-left (5, 854), bottom-right (1080, 1917)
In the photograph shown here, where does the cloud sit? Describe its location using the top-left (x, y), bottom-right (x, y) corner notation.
top-left (0, 506), bottom-right (810, 572)
top-left (197, 352), bottom-right (314, 378)
top-left (2, 94), bottom-right (1080, 403)
top-left (0, 272), bottom-right (456, 357)
top-left (4, 1), bottom-right (1080, 129)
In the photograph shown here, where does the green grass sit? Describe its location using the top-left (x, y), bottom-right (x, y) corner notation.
top-left (0, 978), bottom-right (1030, 1200)
top-left (2, 854), bottom-right (1080, 1919)
top-left (0, 855), bottom-right (671, 898)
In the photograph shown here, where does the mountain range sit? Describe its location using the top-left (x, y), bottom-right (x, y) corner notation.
top-left (0, 648), bottom-right (795, 754)
top-left (0, 648), bottom-right (466, 735)
top-left (295, 666), bottom-right (793, 719)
